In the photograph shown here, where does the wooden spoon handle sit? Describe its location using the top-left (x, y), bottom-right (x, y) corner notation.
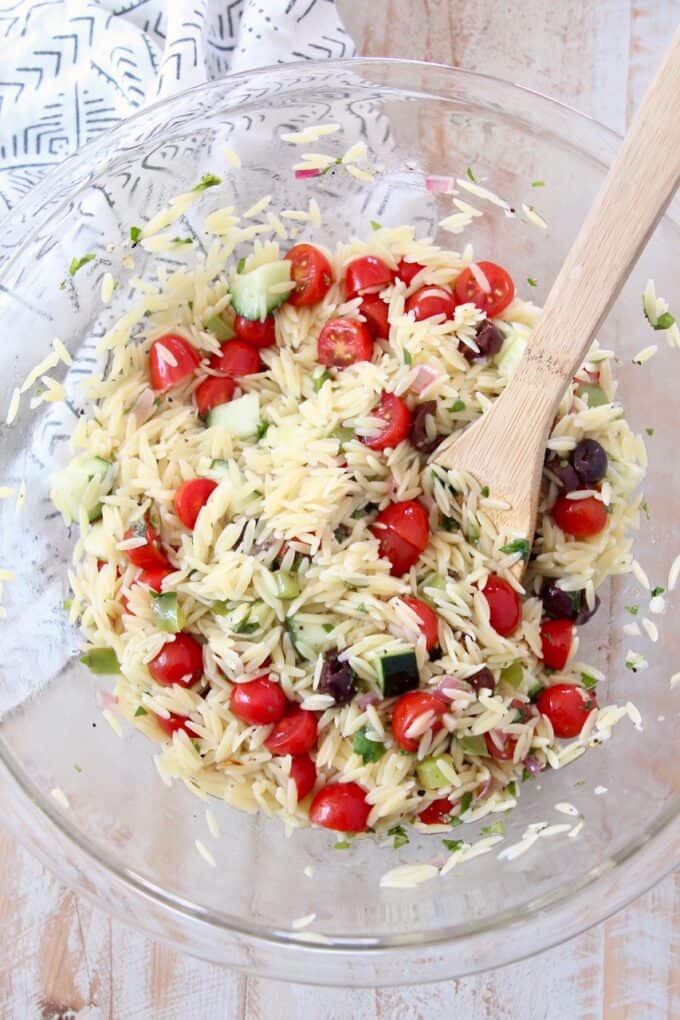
top-left (510, 26), bottom-right (680, 408)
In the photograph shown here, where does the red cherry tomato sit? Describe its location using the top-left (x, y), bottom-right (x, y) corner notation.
top-left (124, 520), bottom-right (170, 571)
top-left (401, 596), bottom-right (439, 651)
top-left (265, 705), bottom-right (318, 756)
top-left (195, 376), bottom-right (236, 418)
top-left (344, 255), bottom-right (395, 298)
top-left (359, 294), bottom-right (390, 339)
top-left (536, 682), bottom-right (598, 738)
top-left (484, 730), bottom-right (518, 760)
top-left (230, 676), bottom-right (287, 726)
top-left (174, 478), bottom-right (218, 530)
top-left (405, 285), bottom-right (456, 322)
top-left (482, 574), bottom-right (522, 636)
top-left (540, 619), bottom-right (574, 671)
top-left (371, 500), bottom-right (430, 576)
top-left (374, 529), bottom-right (422, 576)
top-left (290, 754), bottom-right (317, 801)
top-left (397, 258), bottom-right (425, 285)
top-left (285, 243), bottom-right (333, 307)
top-left (309, 781), bottom-right (370, 832)
top-left (551, 496), bottom-right (608, 538)
top-left (361, 392), bottom-right (411, 451)
top-left (454, 261), bottom-right (515, 317)
top-left (417, 796), bottom-right (454, 825)
top-left (391, 690), bottom-right (446, 752)
top-left (234, 314), bottom-right (277, 349)
top-left (149, 334), bottom-right (200, 392)
top-left (156, 712), bottom-right (198, 738)
top-left (210, 339), bottom-right (261, 377)
top-left (149, 633), bottom-right (204, 687)
top-left (138, 565), bottom-right (173, 592)
top-left (317, 317), bottom-right (374, 368)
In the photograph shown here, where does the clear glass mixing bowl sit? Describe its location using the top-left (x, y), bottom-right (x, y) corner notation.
top-left (0, 60), bottom-right (677, 986)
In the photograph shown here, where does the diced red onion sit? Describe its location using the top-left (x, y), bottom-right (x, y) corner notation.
top-left (96, 689), bottom-right (119, 710)
top-left (434, 676), bottom-right (463, 699)
top-left (295, 168), bottom-right (321, 180)
top-left (356, 692), bottom-right (380, 709)
top-left (522, 755), bottom-right (542, 776)
top-left (574, 367), bottom-right (599, 385)
top-left (476, 774), bottom-right (493, 799)
top-left (425, 175), bottom-right (454, 195)
top-left (410, 365), bottom-right (440, 394)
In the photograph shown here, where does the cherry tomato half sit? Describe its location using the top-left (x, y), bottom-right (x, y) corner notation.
top-left (361, 392), bottom-right (411, 451)
top-left (124, 520), bottom-right (170, 571)
top-left (551, 496), bottom-right (608, 539)
top-left (405, 285), bottom-right (457, 323)
top-left (195, 376), bottom-right (236, 418)
top-left (285, 243), bottom-right (333, 307)
top-left (210, 339), bottom-right (261, 377)
top-left (484, 730), bottom-right (517, 760)
top-left (317, 317), bottom-right (374, 368)
top-left (417, 796), bottom-right (454, 825)
top-left (234, 314), bottom-right (277, 349)
top-left (482, 574), bottom-right (522, 636)
top-left (540, 619), bottom-right (574, 671)
top-left (149, 334), bottom-right (200, 392)
top-left (290, 754), bottom-right (317, 801)
top-left (397, 258), bottom-right (425, 286)
top-left (309, 781), bottom-right (370, 832)
top-left (371, 500), bottom-right (430, 576)
top-left (359, 294), bottom-right (390, 339)
top-left (391, 690), bottom-right (446, 752)
top-left (156, 712), bottom-right (198, 739)
top-left (536, 682), bottom-right (598, 738)
top-left (230, 676), bottom-right (287, 726)
top-left (174, 478), bottom-right (218, 530)
top-left (265, 705), bottom-right (318, 756)
top-left (454, 261), bottom-right (515, 317)
top-left (344, 255), bottom-right (395, 298)
top-left (401, 596), bottom-right (439, 651)
top-left (149, 633), bottom-right (204, 687)
top-left (138, 565), bottom-right (173, 592)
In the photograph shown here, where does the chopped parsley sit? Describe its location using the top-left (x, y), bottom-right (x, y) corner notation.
top-left (191, 740), bottom-right (201, 753)
top-left (466, 166), bottom-right (477, 182)
top-left (506, 781), bottom-right (518, 799)
top-left (353, 727), bottom-right (386, 763)
top-left (465, 524), bottom-right (480, 545)
top-left (236, 257), bottom-right (246, 273)
top-left (234, 619), bottom-right (259, 635)
top-left (171, 236), bottom-right (193, 245)
top-left (450, 398), bottom-right (466, 413)
top-left (134, 706), bottom-right (148, 717)
top-left (313, 369), bottom-right (331, 392)
top-left (334, 840), bottom-right (350, 850)
top-left (441, 516), bottom-right (458, 532)
top-left (580, 673), bottom-right (598, 691)
top-left (531, 180), bottom-right (545, 188)
top-left (624, 604), bottom-right (639, 615)
top-left (322, 622), bottom-right (335, 634)
top-left (527, 277), bottom-right (537, 287)
top-left (442, 838), bottom-right (463, 852)
top-left (641, 500), bottom-right (651, 519)
top-left (370, 219), bottom-right (382, 231)
top-left (63, 598), bottom-right (73, 610)
top-left (651, 585), bottom-right (665, 598)
top-left (459, 791), bottom-right (473, 815)
top-left (500, 538), bottom-right (530, 562)
top-left (74, 763), bottom-right (83, 773)
top-left (193, 173), bottom-right (222, 192)
top-left (481, 485), bottom-right (490, 498)
top-left (481, 820), bottom-right (505, 836)
top-left (129, 225), bottom-right (142, 246)
top-left (645, 427), bottom-right (655, 436)
top-left (403, 349), bottom-right (413, 366)
top-left (256, 419), bottom-right (270, 440)
top-left (387, 824), bottom-right (409, 849)
top-left (521, 767), bottom-right (533, 782)
top-left (69, 253), bottom-right (95, 276)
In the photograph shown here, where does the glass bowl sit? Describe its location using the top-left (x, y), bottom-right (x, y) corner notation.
top-left (0, 60), bottom-right (677, 986)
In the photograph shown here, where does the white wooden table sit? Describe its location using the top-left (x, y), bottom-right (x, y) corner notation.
top-left (1, 2), bottom-right (678, 1016)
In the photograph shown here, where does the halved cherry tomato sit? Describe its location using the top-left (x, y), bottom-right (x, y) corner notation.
top-left (285, 243), bottom-right (333, 307)
top-left (536, 682), bottom-right (598, 738)
top-left (156, 712), bottom-right (198, 738)
top-left (397, 258), bottom-right (425, 286)
top-left (484, 730), bottom-right (517, 760)
top-left (138, 565), bottom-right (173, 592)
top-left (290, 754), bottom-right (317, 801)
top-left (361, 392), bottom-right (411, 451)
top-left (195, 376), bottom-right (236, 418)
top-left (124, 520), bottom-right (170, 571)
top-left (149, 633), bottom-right (204, 687)
top-left (374, 529), bottom-right (422, 576)
top-left (174, 478), bottom-right (218, 530)
top-left (391, 690), bottom-right (446, 752)
top-left (551, 496), bottom-right (608, 538)
top-left (265, 705), bottom-right (318, 756)
top-left (482, 574), bottom-right (522, 636)
top-left (149, 334), bottom-right (201, 392)
top-left (540, 619), bottom-right (574, 671)
top-left (317, 317), bottom-right (374, 368)
top-left (230, 676), bottom-right (287, 726)
top-left (210, 339), bottom-right (261, 377)
top-left (401, 596), bottom-right (439, 651)
top-left (405, 285), bottom-right (456, 322)
top-left (417, 796), bottom-right (454, 825)
top-left (309, 781), bottom-right (370, 832)
top-left (344, 255), bottom-right (395, 298)
top-left (371, 500), bottom-right (430, 576)
top-left (234, 314), bottom-right (277, 349)
top-left (359, 294), bottom-right (390, 339)
top-left (454, 261), bottom-right (515, 317)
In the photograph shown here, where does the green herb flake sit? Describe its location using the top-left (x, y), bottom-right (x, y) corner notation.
top-left (387, 824), bottom-right (409, 849)
top-left (507, 781), bottom-right (518, 798)
top-left (645, 427), bottom-right (655, 436)
top-left (193, 173), bottom-right (222, 192)
top-left (641, 500), bottom-right (651, 519)
top-left (531, 180), bottom-right (545, 188)
top-left (441, 516), bottom-right (458, 533)
top-left (236, 257), bottom-right (246, 273)
top-left (322, 622), bottom-right (334, 634)
top-left (466, 166), bottom-right (477, 183)
top-left (403, 349), bottom-right (413, 366)
top-left (256, 419), bottom-right (270, 440)
top-left (192, 740), bottom-right (201, 753)
top-left (651, 585), bottom-right (665, 598)
top-left (442, 838), bottom-right (463, 852)
top-left (450, 398), bottom-right (466, 413)
top-left (370, 219), bottom-right (382, 231)
top-left (624, 604), bottom-right (639, 616)
top-left (69, 253), bottom-right (95, 276)
top-left (130, 226), bottom-right (142, 246)
top-left (527, 277), bottom-right (538, 287)
top-left (134, 706), bottom-right (148, 717)
top-left (74, 763), bottom-right (83, 773)
top-left (481, 820), bottom-right (505, 836)
top-left (171, 236), bottom-right (193, 246)
top-left (459, 791), bottom-right (473, 815)
top-left (235, 620), bottom-right (259, 635)
top-left (521, 767), bottom-right (532, 782)
top-left (580, 673), bottom-right (598, 691)
top-left (654, 311), bottom-right (676, 331)
top-left (353, 727), bottom-right (386, 764)
top-left (481, 485), bottom-right (490, 498)
top-left (313, 369), bottom-right (331, 392)
top-left (500, 538), bottom-right (530, 563)
top-left (465, 524), bottom-right (480, 545)
top-left (334, 840), bottom-right (350, 850)
top-left (63, 598), bottom-right (73, 611)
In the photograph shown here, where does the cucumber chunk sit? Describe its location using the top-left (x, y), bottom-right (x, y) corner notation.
top-left (285, 616), bottom-right (334, 660)
top-left (207, 392), bottom-right (260, 437)
top-left (416, 754), bottom-right (456, 789)
top-left (377, 650), bottom-right (419, 698)
top-left (230, 261), bottom-right (293, 320)
top-left (51, 455), bottom-right (115, 525)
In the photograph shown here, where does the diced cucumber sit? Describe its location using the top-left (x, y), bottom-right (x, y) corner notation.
top-left (152, 592), bottom-right (184, 633)
top-left (207, 392), bottom-right (260, 437)
top-left (353, 727), bottom-right (386, 763)
top-left (418, 572), bottom-right (446, 607)
top-left (83, 521), bottom-right (115, 563)
top-left (230, 260), bottom-right (293, 320)
top-left (204, 313), bottom-right (234, 341)
top-left (285, 615), bottom-right (334, 660)
top-left (51, 455), bottom-right (115, 525)
top-left (79, 647), bottom-right (120, 675)
top-left (416, 754), bottom-right (455, 789)
top-left (575, 382), bottom-right (608, 407)
top-left (459, 734), bottom-right (489, 756)
top-left (272, 570), bottom-right (300, 600)
top-left (495, 329), bottom-right (527, 378)
top-left (377, 650), bottom-right (419, 698)
top-left (501, 661), bottom-right (523, 689)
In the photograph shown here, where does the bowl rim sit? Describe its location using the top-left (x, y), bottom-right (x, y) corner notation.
top-left (1, 56), bottom-right (678, 979)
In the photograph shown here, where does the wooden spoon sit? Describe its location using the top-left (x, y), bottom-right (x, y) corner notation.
top-left (433, 28), bottom-right (680, 571)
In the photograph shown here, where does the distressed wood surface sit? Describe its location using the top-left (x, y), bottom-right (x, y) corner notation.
top-left (2, 2), bottom-right (678, 1017)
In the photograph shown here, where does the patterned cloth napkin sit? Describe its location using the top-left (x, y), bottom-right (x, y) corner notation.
top-left (0, 0), bottom-right (355, 216)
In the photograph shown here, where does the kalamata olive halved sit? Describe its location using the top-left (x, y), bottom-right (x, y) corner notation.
top-left (467, 666), bottom-right (496, 693)
top-left (574, 594), bottom-right (601, 625)
top-left (410, 400), bottom-right (443, 454)
top-left (319, 652), bottom-right (357, 705)
top-left (541, 580), bottom-right (582, 620)
top-left (571, 438), bottom-right (608, 485)
top-left (464, 319), bottom-right (504, 361)
top-left (544, 457), bottom-right (581, 493)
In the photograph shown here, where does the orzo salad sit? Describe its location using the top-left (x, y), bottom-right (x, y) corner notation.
top-left (52, 205), bottom-right (647, 841)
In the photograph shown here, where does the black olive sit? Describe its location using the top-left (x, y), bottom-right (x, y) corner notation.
top-left (467, 666), bottom-right (496, 693)
top-left (544, 457), bottom-right (581, 493)
top-left (574, 594), bottom-right (600, 625)
top-left (540, 580), bottom-right (582, 620)
top-left (319, 652), bottom-right (357, 705)
top-left (410, 400), bottom-right (443, 454)
top-left (571, 439), bottom-right (608, 485)
top-left (464, 319), bottom-right (504, 361)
